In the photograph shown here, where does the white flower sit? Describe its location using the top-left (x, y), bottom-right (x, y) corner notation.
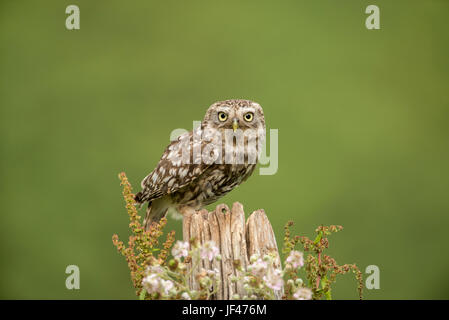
top-left (181, 292), bottom-right (191, 300)
top-left (263, 268), bottom-right (283, 291)
top-left (293, 287), bottom-right (313, 300)
top-left (247, 258), bottom-right (268, 278)
top-left (200, 241), bottom-right (220, 261)
top-left (286, 250), bottom-right (304, 269)
top-left (160, 279), bottom-right (174, 295)
top-left (142, 274), bottom-right (161, 294)
top-left (172, 241), bottom-right (189, 259)
top-left (146, 264), bottom-right (164, 275)
top-left (207, 268), bottom-right (220, 280)
top-left (142, 274), bottom-right (174, 296)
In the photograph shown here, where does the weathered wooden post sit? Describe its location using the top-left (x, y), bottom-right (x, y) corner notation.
top-left (182, 202), bottom-right (283, 299)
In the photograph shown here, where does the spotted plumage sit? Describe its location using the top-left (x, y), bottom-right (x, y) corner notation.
top-left (135, 99), bottom-right (266, 230)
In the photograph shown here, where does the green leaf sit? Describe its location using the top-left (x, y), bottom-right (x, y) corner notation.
top-left (321, 276), bottom-right (332, 300)
top-left (313, 232), bottom-right (322, 244)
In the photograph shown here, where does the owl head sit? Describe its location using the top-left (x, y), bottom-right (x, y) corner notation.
top-left (202, 99), bottom-right (265, 133)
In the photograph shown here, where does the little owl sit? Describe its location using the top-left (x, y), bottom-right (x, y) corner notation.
top-left (135, 99), bottom-right (266, 230)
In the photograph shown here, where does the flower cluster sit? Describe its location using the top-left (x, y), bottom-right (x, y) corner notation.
top-left (229, 251), bottom-right (312, 300)
top-left (286, 250), bottom-right (304, 269)
top-left (172, 240), bottom-right (189, 259)
top-left (141, 245), bottom-right (313, 300)
top-left (138, 240), bottom-right (222, 300)
top-left (142, 273), bottom-right (174, 296)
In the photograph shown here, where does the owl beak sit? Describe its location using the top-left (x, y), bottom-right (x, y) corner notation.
top-left (232, 118), bottom-right (239, 132)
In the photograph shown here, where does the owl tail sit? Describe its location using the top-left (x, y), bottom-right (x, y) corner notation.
top-left (143, 197), bottom-right (171, 231)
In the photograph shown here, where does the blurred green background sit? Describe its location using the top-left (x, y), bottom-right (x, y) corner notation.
top-left (1, 0), bottom-right (448, 299)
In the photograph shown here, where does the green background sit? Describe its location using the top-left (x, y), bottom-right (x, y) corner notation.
top-left (1, 0), bottom-right (448, 299)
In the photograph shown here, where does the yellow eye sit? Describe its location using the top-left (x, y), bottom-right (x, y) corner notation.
top-left (218, 112), bottom-right (228, 122)
top-left (244, 112), bottom-right (254, 122)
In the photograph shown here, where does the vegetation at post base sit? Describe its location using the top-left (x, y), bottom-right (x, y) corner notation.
top-left (112, 172), bottom-right (176, 297)
top-left (113, 172), bottom-right (363, 300)
top-left (283, 222), bottom-right (364, 300)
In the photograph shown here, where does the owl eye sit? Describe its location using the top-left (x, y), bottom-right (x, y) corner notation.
top-left (218, 112), bottom-right (228, 122)
top-left (244, 112), bottom-right (254, 122)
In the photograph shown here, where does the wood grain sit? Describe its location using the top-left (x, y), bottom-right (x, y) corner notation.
top-left (182, 202), bottom-right (283, 300)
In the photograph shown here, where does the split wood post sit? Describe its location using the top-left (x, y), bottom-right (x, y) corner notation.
top-left (182, 202), bottom-right (283, 300)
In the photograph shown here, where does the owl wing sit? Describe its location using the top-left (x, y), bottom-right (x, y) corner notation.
top-left (135, 128), bottom-right (211, 203)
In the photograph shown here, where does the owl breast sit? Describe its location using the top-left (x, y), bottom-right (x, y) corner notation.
top-left (171, 163), bottom-right (256, 210)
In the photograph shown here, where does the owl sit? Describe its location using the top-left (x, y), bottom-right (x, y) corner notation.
top-left (134, 99), bottom-right (266, 230)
